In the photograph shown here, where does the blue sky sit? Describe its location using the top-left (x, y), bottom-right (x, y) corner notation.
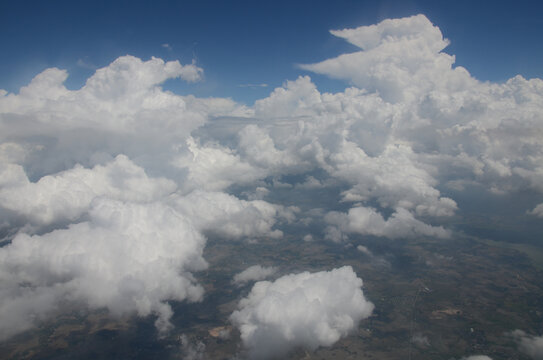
top-left (1, 0), bottom-right (542, 104)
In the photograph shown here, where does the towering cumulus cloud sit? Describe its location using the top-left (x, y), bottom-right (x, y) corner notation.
top-left (230, 266), bottom-right (374, 359)
top-left (0, 56), bottom-right (284, 339)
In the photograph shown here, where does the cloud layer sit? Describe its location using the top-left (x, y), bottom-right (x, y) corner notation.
top-left (0, 14), bottom-right (542, 356)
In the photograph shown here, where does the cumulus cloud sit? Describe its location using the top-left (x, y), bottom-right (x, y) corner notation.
top-left (325, 206), bottom-right (450, 242)
top-left (1, 12), bottom-right (543, 349)
top-left (511, 330), bottom-right (543, 359)
top-left (179, 334), bottom-right (206, 360)
top-left (171, 190), bottom-right (291, 239)
top-left (528, 203), bottom-right (543, 218)
top-left (0, 55), bottom-right (281, 340)
top-left (0, 155), bottom-right (176, 226)
top-left (244, 13), bottom-right (542, 238)
top-left (300, 14), bottom-right (471, 103)
top-left (232, 265), bottom-right (278, 287)
top-left (0, 199), bottom-right (206, 340)
top-left (230, 266), bottom-right (373, 359)
top-left (0, 55), bottom-right (246, 179)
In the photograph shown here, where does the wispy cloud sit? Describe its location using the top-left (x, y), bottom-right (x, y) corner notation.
top-left (76, 58), bottom-right (97, 70)
top-left (238, 83), bottom-right (268, 88)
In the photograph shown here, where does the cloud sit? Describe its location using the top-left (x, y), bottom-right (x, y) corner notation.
top-left (356, 245), bottom-right (372, 256)
top-left (528, 203), bottom-right (543, 217)
top-left (325, 206), bottom-right (450, 242)
top-left (461, 356), bottom-right (493, 360)
top-left (0, 155), bottom-right (176, 226)
top-left (510, 330), bottom-right (543, 359)
top-left (1, 12), bottom-right (543, 350)
top-left (173, 137), bottom-right (265, 192)
top-left (232, 265), bottom-right (277, 287)
top-left (230, 266), bottom-right (373, 359)
top-left (242, 14), bottom-right (543, 238)
top-left (0, 55), bottom-right (280, 340)
top-left (239, 83), bottom-right (268, 88)
top-left (76, 58), bottom-right (97, 70)
top-left (170, 190), bottom-right (292, 239)
top-left (179, 334), bottom-right (206, 360)
top-left (300, 14), bottom-right (469, 103)
top-left (0, 199), bottom-right (207, 340)
top-left (0, 55), bottom-right (225, 180)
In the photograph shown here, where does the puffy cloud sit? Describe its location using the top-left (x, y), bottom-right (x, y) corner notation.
top-left (301, 14), bottom-right (473, 103)
top-left (329, 140), bottom-right (458, 217)
top-left (238, 124), bottom-right (302, 172)
top-left (173, 137), bottom-right (265, 192)
top-left (2, 13), bottom-right (543, 351)
top-left (462, 356), bottom-right (493, 360)
top-left (232, 265), bottom-right (277, 287)
top-left (528, 203), bottom-right (543, 218)
top-left (324, 206), bottom-right (450, 242)
top-left (0, 199), bottom-right (206, 340)
top-left (179, 334), bottom-right (206, 360)
top-left (0, 155), bottom-right (176, 226)
top-left (230, 266), bottom-right (373, 359)
top-left (0, 55), bottom-right (281, 341)
top-left (170, 190), bottom-right (290, 239)
top-left (356, 245), bottom-right (372, 256)
top-left (0, 55), bottom-right (246, 179)
top-left (242, 14), bottom-right (543, 237)
top-left (511, 330), bottom-right (543, 359)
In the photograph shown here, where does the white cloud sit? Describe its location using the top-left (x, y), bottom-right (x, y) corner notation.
top-left (173, 137), bottom-right (265, 192)
top-left (300, 14), bottom-right (472, 103)
top-left (76, 58), bottom-right (97, 70)
top-left (232, 265), bottom-right (277, 287)
top-left (170, 190), bottom-right (288, 239)
top-left (0, 199), bottom-right (207, 340)
top-left (528, 203), bottom-right (543, 218)
top-left (0, 55), bottom-right (281, 340)
top-left (239, 83), bottom-right (268, 88)
top-left (0, 155), bottom-right (176, 226)
top-left (325, 206), bottom-right (450, 242)
top-left (511, 330), bottom-right (543, 359)
top-left (303, 234), bottom-right (314, 242)
top-left (356, 245), bottom-right (372, 256)
top-left (179, 334), bottom-right (206, 360)
top-left (230, 266), bottom-right (373, 359)
top-left (1, 12), bottom-right (543, 349)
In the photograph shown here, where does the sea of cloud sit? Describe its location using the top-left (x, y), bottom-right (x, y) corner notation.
top-left (0, 13), bottom-right (542, 357)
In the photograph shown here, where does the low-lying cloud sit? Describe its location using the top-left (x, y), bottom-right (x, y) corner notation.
top-left (232, 265), bottom-right (278, 287)
top-left (511, 330), bottom-right (543, 359)
top-left (230, 266), bottom-right (374, 359)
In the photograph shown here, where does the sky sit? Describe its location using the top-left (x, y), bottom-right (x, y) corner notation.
top-left (1, 1), bottom-right (543, 359)
top-left (1, 0), bottom-right (543, 104)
